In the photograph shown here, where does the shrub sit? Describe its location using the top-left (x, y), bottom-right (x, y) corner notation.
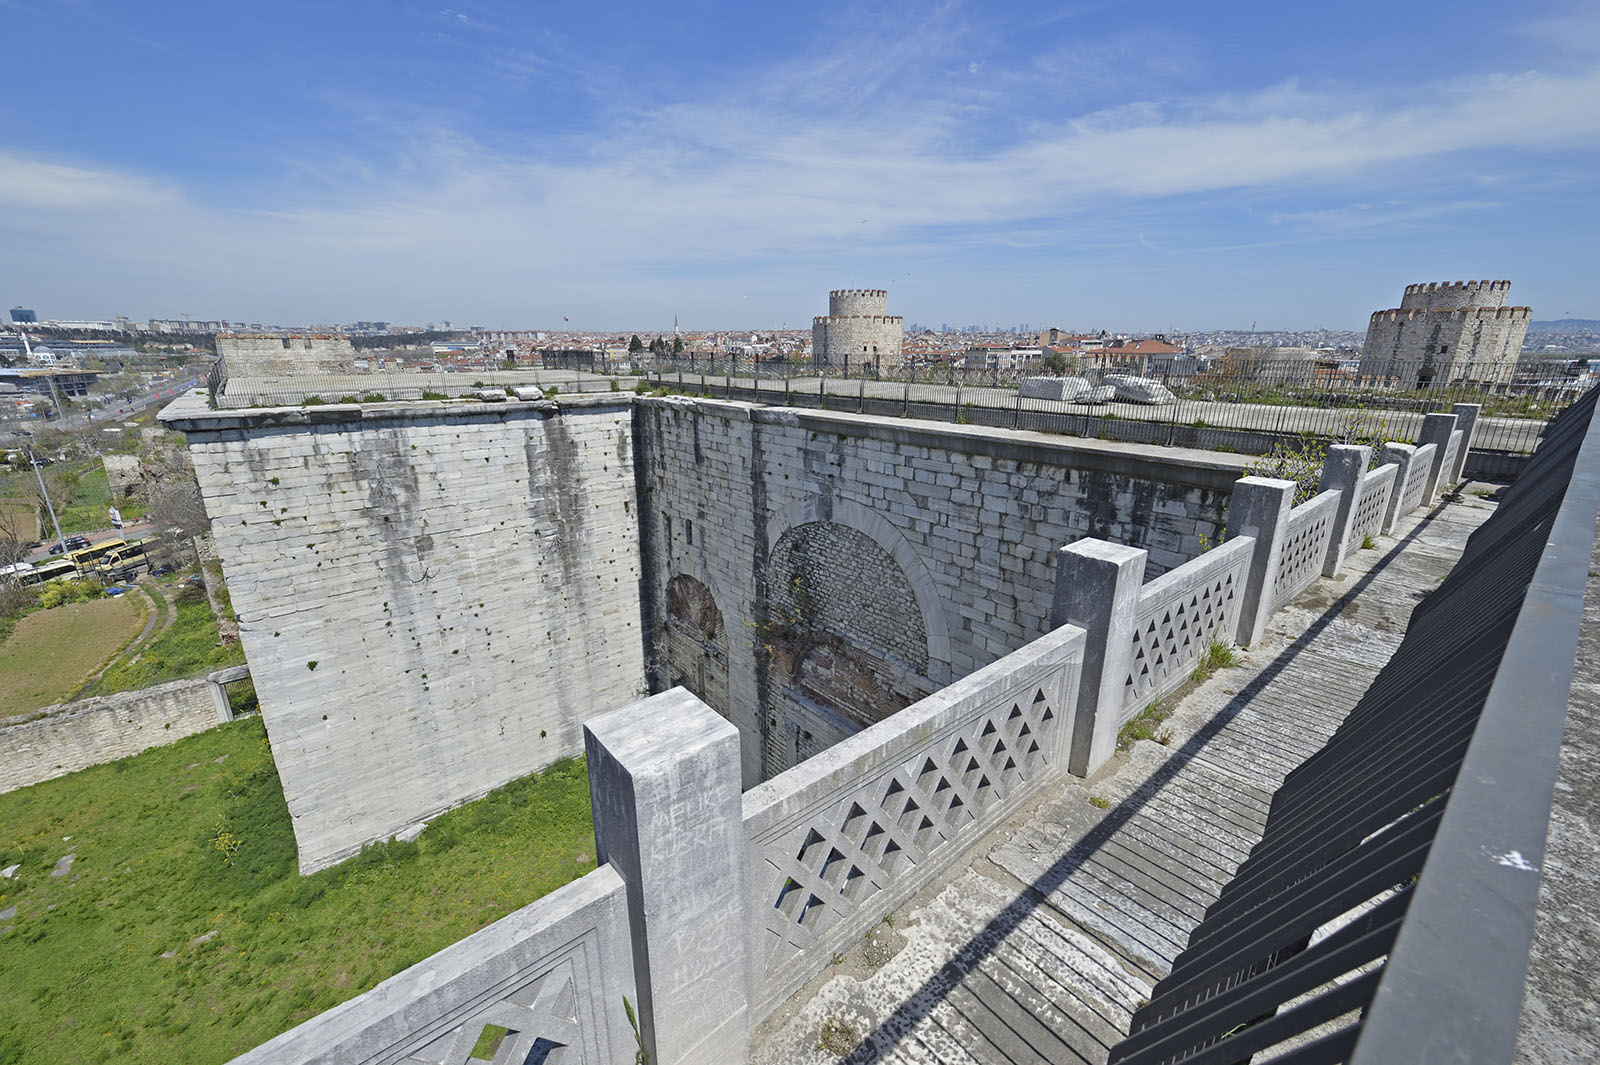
top-left (38, 578), bottom-right (105, 609)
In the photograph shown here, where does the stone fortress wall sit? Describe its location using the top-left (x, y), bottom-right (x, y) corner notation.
top-left (812, 288), bottom-right (903, 373)
top-left (634, 396), bottom-right (1245, 786)
top-left (163, 392), bottom-right (645, 872)
top-left (217, 333), bottom-right (359, 377)
top-left (1359, 280), bottom-right (1531, 386)
top-left (1398, 280), bottom-right (1510, 311)
top-left (164, 389), bottom-right (1243, 869)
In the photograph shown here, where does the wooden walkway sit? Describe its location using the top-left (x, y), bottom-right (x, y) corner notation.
top-left (750, 490), bottom-right (1497, 1065)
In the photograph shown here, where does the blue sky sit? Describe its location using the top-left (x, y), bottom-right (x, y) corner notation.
top-left (1, 0), bottom-right (1597, 331)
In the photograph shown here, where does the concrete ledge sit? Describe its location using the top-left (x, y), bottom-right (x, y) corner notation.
top-left (228, 864), bottom-right (637, 1065)
top-left (159, 387), bottom-right (633, 433)
top-left (637, 395), bottom-right (1251, 492)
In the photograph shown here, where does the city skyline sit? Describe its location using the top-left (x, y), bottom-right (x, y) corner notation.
top-left (2, 1), bottom-right (1598, 330)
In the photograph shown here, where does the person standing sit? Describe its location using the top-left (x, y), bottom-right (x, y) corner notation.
top-left (108, 505), bottom-right (123, 534)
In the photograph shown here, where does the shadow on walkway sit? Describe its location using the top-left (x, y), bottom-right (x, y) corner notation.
top-left (842, 503), bottom-right (1449, 1064)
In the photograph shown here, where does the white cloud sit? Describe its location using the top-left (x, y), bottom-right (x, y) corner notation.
top-left (0, 152), bottom-right (179, 211)
top-left (3, 18), bottom-right (1599, 323)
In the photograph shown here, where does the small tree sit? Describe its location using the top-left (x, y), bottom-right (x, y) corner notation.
top-left (672, 336), bottom-right (685, 355)
top-left (628, 335), bottom-right (644, 354)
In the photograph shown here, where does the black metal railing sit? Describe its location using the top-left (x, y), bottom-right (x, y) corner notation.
top-left (639, 357), bottom-right (1577, 455)
top-left (1105, 386), bottom-right (1600, 1064)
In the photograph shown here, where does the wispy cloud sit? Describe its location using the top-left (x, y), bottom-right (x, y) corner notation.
top-left (3, 4), bottom-right (1598, 324)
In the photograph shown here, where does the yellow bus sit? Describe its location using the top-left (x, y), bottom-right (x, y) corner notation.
top-left (95, 537), bottom-right (160, 581)
top-left (67, 538), bottom-right (126, 574)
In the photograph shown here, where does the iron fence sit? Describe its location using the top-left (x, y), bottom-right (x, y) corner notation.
top-left (634, 357), bottom-right (1582, 455)
top-left (209, 369), bottom-right (624, 410)
top-left (1104, 385), bottom-right (1600, 1064)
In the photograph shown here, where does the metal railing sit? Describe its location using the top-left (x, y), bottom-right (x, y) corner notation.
top-left (637, 357), bottom-right (1583, 455)
top-left (209, 369), bottom-right (624, 409)
top-left (1106, 385), bottom-right (1600, 1065)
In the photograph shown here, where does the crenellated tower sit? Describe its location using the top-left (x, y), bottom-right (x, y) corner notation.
top-left (1358, 280), bottom-right (1530, 386)
top-left (812, 288), bottom-right (903, 373)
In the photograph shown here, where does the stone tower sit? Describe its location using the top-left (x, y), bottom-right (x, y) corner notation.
top-left (812, 289), bottom-right (903, 373)
top-left (1358, 281), bottom-right (1531, 387)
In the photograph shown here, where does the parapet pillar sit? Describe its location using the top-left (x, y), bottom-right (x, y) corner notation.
top-left (1224, 477), bottom-right (1297, 648)
top-left (1418, 413), bottom-right (1459, 501)
top-left (1449, 403), bottom-right (1482, 483)
top-left (1319, 444), bottom-right (1371, 577)
top-left (585, 689), bottom-right (748, 1065)
top-left (1050, 539), bottom-right (1146, 777)
top-left (1380, 444), bottom-right (1417, 534)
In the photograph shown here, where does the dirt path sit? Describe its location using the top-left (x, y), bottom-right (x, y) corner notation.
top-left (70, 581), bottom-right (173, 699)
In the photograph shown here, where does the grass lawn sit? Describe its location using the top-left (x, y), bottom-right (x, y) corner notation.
top-left (0, 503), bottom-right (37, 543)
top-left (0, 596), bottom-right (147, 720)
top-left (56, 467), bottom-right (147, 536)
top-left (82, 592), bottom-right (243, 698)
top-left (0, 717), bottom-right (597, 1065)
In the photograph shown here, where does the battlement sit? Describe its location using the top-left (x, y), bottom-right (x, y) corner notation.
top-left (829, 289), bottom-right (887, 298)
top-left (1399, 280), bottom-right (1512, 311)
top-left (1403, 280), bottom-right (1510, 295)
top-left (813, 315), bottom-right (904, 324)
top-left (1370, 306), bottom-right (1531, 322)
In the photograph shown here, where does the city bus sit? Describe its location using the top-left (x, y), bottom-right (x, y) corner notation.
top-left (67, 538), bottom-right (126, 574)
top-left (95, 537), bottom-right (160, 581)
top-left (23, 558), bottom-right (78, 584)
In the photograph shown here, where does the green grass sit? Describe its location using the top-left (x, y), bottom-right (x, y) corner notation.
top-left (1116, 639), bottom-right (1240, 752)
top-left (0, 718), bottom-right (597, 1065)
top-left (81, 591), bottom-right (243, 698)
top-left (0, 596), bottom-right (148, 719)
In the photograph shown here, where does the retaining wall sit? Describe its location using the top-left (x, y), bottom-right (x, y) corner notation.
top-left (0, 678), bottom-right (223, 793)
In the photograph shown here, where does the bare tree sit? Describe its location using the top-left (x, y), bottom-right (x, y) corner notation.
top-left (138, 450), bottom-right (209, 569)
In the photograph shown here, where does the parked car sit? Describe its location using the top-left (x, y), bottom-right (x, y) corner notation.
top-left (47, 536), bottom-right (91, 556)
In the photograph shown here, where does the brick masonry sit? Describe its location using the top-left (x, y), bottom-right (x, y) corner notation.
top-left (165, 393), bottom-right (645, 872)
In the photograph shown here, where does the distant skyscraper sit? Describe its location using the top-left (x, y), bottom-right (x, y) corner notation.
top-left (9, 307), bottom-right (37, 324)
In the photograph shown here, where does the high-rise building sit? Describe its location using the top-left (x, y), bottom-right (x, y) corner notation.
top-left (9, 307), bottom-right (38, 324)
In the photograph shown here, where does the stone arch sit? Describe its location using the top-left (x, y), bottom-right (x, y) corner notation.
top-left (662, 573), bottom-right (729, 719)
top-left (766, 497), bottom-right (951, 683)
top-left (763, 517), bottom-right (941, 772)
